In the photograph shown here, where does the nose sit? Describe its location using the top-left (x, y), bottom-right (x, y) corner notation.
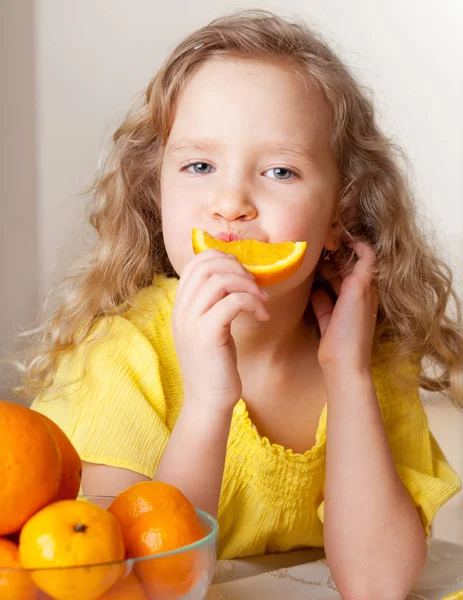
top-left (210, 186), bottom-right (257, 223)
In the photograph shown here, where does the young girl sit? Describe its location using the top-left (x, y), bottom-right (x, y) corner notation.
top-left (22, 9), bottom-right (462, 598)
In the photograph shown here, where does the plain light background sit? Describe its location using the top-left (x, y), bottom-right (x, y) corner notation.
top-left (1, 0), bottom-right (462, 541)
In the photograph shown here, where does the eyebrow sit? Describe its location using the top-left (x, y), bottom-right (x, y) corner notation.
top-left (265, 143), bottom-right (316, 165)
top-left (165, 137), bottom-right (218, 156)
top-left (165, 137), bottom-right (316, 165)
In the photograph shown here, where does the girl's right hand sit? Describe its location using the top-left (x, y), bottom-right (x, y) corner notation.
top-left (172, 249), bottom-right (270, 417)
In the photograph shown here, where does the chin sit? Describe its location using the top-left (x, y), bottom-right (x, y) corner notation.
top-left (263, 271), bottom-right (311, 297)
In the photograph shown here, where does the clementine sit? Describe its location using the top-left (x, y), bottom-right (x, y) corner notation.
top-left (126, 510), bottom-right (205, 598)
top-left (34, 412), bottom-right (82, 500)
top-left (109, 482), bottom-right (206, 599)
top-left (192, 228), bottom-right (307, 286)
top-left (108, 481), bottom-right (197, 536)
top-left (19, 499), bottom-right (125, 600)
top-left (98, 571), bottom-right (148, 600)
top-left (124, 508), bottom-right (205, 559)
top-left (0, 537), bottom-right (38, 600)
top-left (0, 401), bottom-right (61, 535)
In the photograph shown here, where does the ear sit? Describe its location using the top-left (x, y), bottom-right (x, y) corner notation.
top-left (322, 219), bottom-right (342, 252)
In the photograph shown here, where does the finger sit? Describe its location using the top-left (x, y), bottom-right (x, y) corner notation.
top-left (189, 273), bottom-right (268, 317)
top-left (310, 287), bottom-right (335, 336)
top-left (203, 292), bottom-right (270, 344)
top-left (347, 240), bottom-right (376, 285)
top-left (177, 249), bottom-right (237, 297)
top-left (176, 252), bottom-right (253, 314)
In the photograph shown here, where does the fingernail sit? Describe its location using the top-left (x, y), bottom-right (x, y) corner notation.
top-left (261, 289), bottom-right (270, 299)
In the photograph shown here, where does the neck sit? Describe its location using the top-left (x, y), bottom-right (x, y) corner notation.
top-left (231, 274), bottom-right (319, 366)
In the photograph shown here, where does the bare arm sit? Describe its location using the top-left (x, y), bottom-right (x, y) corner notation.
top-left (323, 369), bottom-right (427, 600)
top-left (154, 249), bottom-right (267, 516)
top-left (82, 462), bottom-right (150, 496)
top-left (311, 241), bottom-right (426, 600)
top-left (153, 404), bottom-right (233, 517)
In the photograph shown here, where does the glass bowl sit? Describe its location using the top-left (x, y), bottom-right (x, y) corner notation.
top-left (0, 495), bottom-right (218, 600)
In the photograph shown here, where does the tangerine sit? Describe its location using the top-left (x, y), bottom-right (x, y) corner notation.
top-left (0, 401), bottom-right (61, 535)
top-left (109, 482), bottom-right (205, 599)
top-left (126, 510), bottom-right (205, 598)
top-left (19, 499), bottom-right (125, 600)
top-left (34, 412), bottom-right (82, 501)
top-left (108, 481), bottom-right (197, 536)
top-left (98, 571), bottom-right (148, 600)
top-left (0, 537), bottom-right (38, 600)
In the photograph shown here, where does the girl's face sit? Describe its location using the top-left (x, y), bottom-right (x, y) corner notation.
top-left (160, 57), bottom-right (340, 289)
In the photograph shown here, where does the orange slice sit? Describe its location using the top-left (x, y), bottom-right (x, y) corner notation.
top-left (192, 229), bottom-right (307, 287)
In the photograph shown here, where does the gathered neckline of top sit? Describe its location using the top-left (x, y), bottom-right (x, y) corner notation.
top-left (233, 398), bottom-right (328, 465)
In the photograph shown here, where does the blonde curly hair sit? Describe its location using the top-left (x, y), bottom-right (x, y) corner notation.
top-left (17, 9), bottom-right (463, 407)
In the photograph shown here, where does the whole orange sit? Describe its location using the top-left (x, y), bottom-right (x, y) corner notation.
top-left (0, 537), bottom-right (38, 600)
top-left (108, 481), bottom-right (197, 535)
top-left (0, 401), bottom-right (61, 535)
top-left (125, 508), bottom-right (205, 598)
top-left (108, 482), bottom-right (206, 599)
top-left (19, 499), bottom-right (125, 600)
top-left (125, 509), bottom-right (205, 559)
top-left (34, 412), bottom-right (82, 500)
top-left (98, 571), bottom-right (148, 600)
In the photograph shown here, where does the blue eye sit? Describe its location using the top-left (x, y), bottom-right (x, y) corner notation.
top-left (184, 162), bottom-right (214, 174)
top-left (264, 167), bottom-right (297, 180)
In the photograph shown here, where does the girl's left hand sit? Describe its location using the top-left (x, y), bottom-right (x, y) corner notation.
top-left (310, 240), bottom-right (379, 374)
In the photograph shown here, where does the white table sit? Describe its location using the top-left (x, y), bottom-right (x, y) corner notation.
top-left (207, 538), bottom-right (463, 599)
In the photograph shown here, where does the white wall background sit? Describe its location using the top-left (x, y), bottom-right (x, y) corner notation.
top-left (1, 0), bottom-right (463, 541)
top-left (0, 0), bottom-right (38, 398)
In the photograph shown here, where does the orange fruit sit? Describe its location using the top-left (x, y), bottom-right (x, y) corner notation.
top-left (0, 537), bottom-right (38, 600)
top-left (124, 509), bottom-right (205, 558)
top-left (34, 412), bottom-right (82, 501)
top-left (0, 401), bottom-right (61, 535)
top-left (125, 511), bottom-right (205, 599)
top-left (109, 482), bottom-right (205, 599)
top-left (192, 228), bottom-right (307, 287)
top-left (98, 571), bottom-right (148, 600)
top-left (19, 499), bottom-right (125, 600)
top-left (108, 481), bottom-right (197, 535)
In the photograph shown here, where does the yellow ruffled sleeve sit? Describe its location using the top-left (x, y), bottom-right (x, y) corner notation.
top-left (385, 394), bottom-right (462, 542)
top-left (31, 315), bottom-right (172, 479)
top-left (316, 360), bottom-right (462, 543)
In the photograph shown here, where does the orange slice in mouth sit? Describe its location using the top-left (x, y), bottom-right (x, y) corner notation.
top-left (192, 229), bottom-right (307, 287)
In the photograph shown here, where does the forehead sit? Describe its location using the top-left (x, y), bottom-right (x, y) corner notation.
top-left (167, 57), bottom-right (333, 151)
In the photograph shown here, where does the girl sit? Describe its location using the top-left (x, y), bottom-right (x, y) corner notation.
top-left (22, 9), bottom-right (462, 599)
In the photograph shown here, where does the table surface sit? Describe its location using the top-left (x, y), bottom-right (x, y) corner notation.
top-left (206, 538), bottom-right (463, 599)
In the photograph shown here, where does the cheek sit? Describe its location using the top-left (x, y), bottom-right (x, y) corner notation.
top-left (267, 204), bottom-right (333, 279)
top-left (269, 205), bottom-right (331, 244)
top-left (161, 195), bottom-right (196, 275)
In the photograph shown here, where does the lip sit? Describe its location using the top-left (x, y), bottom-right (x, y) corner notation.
top-left (215, 232), bottom-right (242, 242)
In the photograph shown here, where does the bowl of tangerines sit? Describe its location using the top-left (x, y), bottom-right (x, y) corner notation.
top-left (0, 401), bottom-right (218, 600)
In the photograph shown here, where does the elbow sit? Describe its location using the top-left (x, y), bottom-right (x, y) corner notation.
top-left (340, 587), bottom-right (411, 600)
top-left (330, 520), bottom-right (428, 600)
top-left (337, 557), bottom-right (427, 600)
top-left (340, 580), bottom-right (416, 600)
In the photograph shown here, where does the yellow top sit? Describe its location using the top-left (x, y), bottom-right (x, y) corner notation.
top-left (32, 275), bottom-right (462, 559)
